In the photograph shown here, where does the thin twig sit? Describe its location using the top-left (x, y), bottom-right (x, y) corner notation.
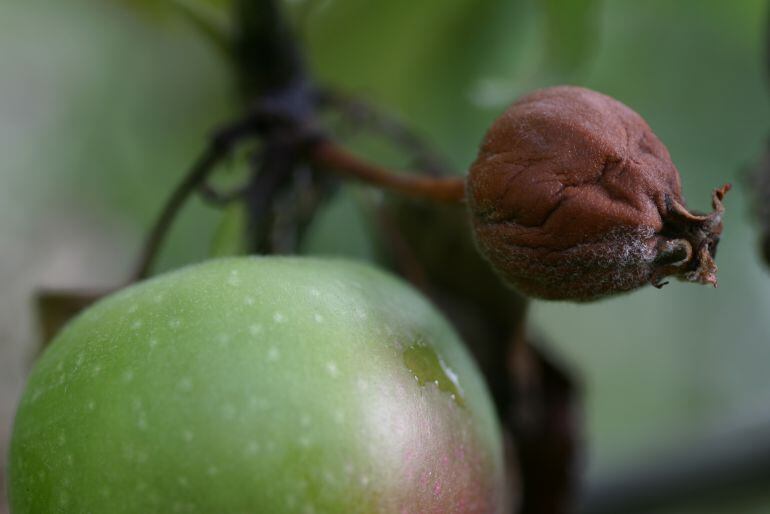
top-left (308, 139), bottom-right (466, 204)
top-left (318, 88), bottom-right (451, 176)
top-left (132, 143), bottom-right (228, 281)
top-left (171, 0), bottom-right (232, 57)
top-left (131, 111), bottom-right (273, 280)
top-left (268, 165), bottom-right (336, 254)
top-left (198, 182), bottom-right (248, 206)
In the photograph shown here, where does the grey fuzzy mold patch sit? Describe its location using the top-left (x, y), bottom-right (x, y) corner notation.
top-left (479, 226), bottom-right (659, 301)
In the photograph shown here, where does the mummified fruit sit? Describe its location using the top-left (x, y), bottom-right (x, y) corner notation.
top-left (467, 86), bottom-right (729, 302)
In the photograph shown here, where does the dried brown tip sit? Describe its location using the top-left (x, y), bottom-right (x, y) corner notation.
top-left (655, 184), bottom-right (730, 289)
top-left (685, 244), bottom-right (719, 287)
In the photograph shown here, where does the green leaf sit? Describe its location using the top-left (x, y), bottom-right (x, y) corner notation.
top-left (210, 201), bottom-right (248, 258)
top-left (116, 0), bottom-right (232, 54)
top-left (119, 0), bottom-right (231, 17)
top-left (303, 0), bottom-right (538, 161)
top-left (541, 0), bottom-right (600, 75)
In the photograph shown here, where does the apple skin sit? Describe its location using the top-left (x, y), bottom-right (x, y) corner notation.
top-left (9, 257), bottom-right (507, 513)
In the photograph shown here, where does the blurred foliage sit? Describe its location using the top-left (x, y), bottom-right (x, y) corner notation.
top-left (1, 0), bottom-right (770, 513)
top-left (121, 0), bottom-right (231, 19)
top-left (209, 201), bottom-right (247, 257)
top-left (542, 0), bottom-right (600, 74)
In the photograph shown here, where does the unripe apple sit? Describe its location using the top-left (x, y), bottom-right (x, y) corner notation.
top-left (9, 257), bottom-right (507, 513)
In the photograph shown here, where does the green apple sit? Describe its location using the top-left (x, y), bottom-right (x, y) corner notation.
top-left (9, 257), bottom-right (507, 513)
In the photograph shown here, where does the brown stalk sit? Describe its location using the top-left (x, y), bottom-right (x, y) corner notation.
top-left (308, 139), bottom-right (466, 204)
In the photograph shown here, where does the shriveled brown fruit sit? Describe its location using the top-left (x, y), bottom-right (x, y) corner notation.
top-left (467, 85), bottom-right (729, 301)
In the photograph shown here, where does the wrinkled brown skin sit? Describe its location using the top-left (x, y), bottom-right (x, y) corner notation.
top-left (467, 85), bottom-right (729, 301)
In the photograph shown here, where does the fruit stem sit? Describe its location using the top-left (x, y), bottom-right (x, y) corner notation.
top-left (308, 139), bottom-right (466, 204)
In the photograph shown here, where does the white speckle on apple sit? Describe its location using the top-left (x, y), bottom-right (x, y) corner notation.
top-left (226, 270), bottom-right (240, 286)
top-left (267, 347), bottom-right (280, 361)
top-left (169, 319), bottom-right (182, 329)
top-left (273, 312), bottom-right (286, 323)
top-left (130, 320), bottom-right (143, 330)
top-left (122, 370), bottom-right (135, 383)
top-left (182, 430), bottom-right (194, 443)
top-left (249, 324), bottom-right (263, 336)
top-left (313, 313), bottom-right (324, 323)
top-left (244, 295), bottom-right (255, 306)
top-left (325, 361), bottom-right (339, 378)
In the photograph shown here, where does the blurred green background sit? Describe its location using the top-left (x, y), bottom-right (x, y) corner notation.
top-left (1, 0), bottom-right (769, 513)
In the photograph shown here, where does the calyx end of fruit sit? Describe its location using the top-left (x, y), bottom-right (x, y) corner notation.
top-left (652, 184), bottom-right (730, 289)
